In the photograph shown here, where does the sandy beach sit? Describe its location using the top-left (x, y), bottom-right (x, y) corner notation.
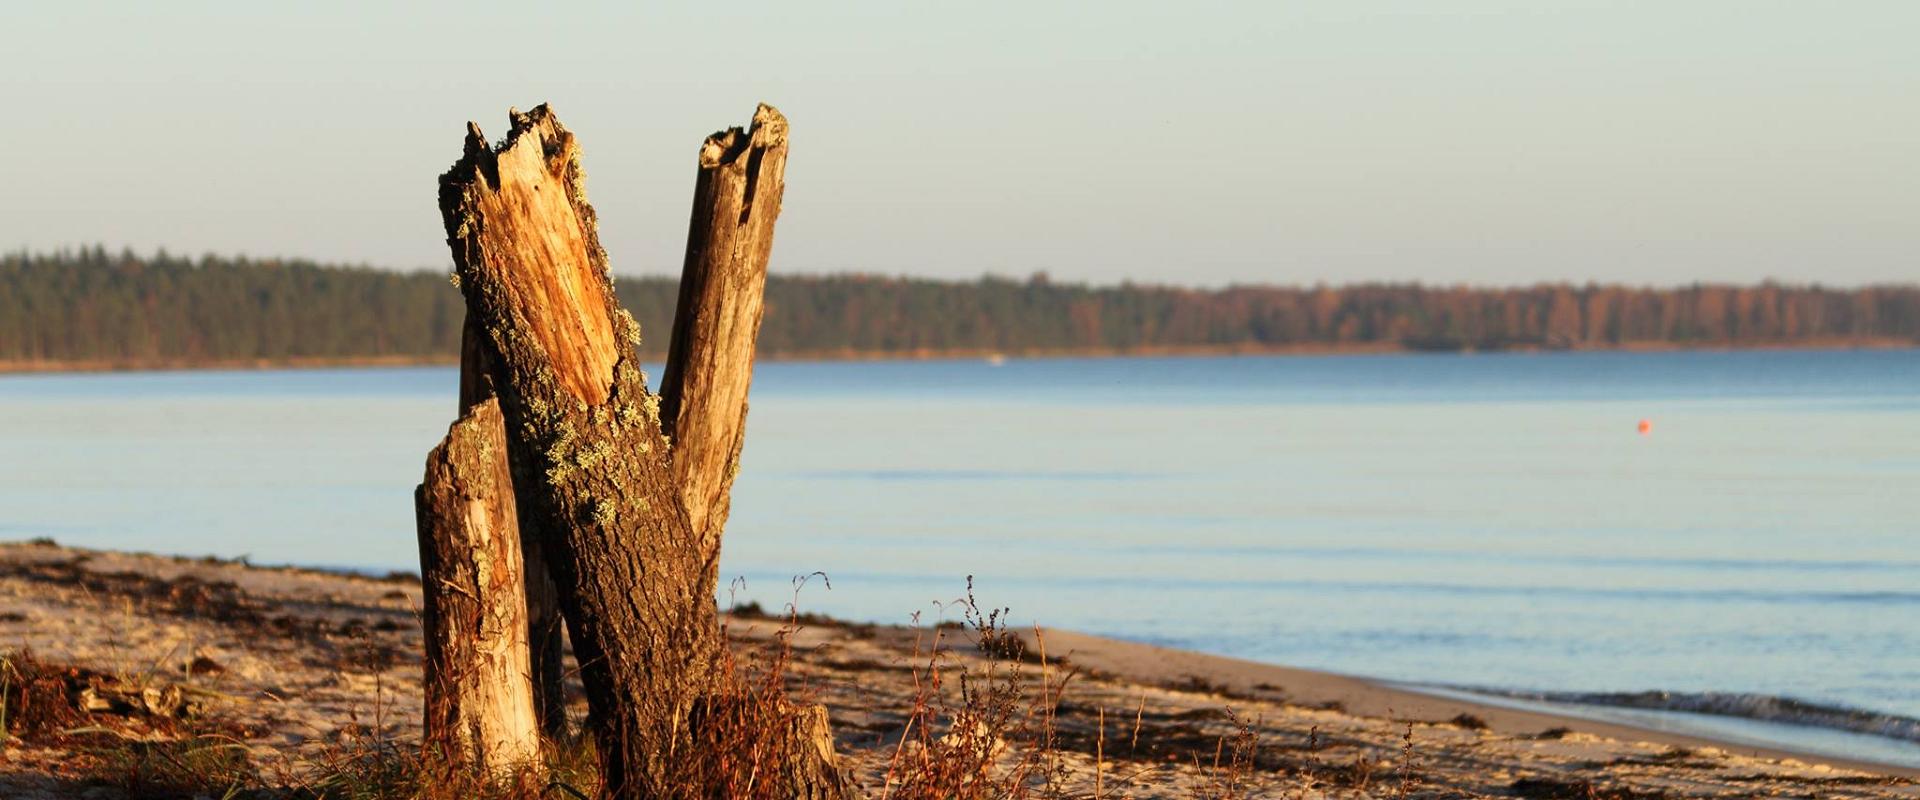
top-left (0, 540), bottom-right (1912, 799)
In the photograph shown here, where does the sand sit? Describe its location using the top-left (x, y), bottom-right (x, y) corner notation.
top-left (0, 540), bottom-right (1912, 799)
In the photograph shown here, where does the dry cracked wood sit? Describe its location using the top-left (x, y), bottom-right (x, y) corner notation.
top-left (414, 397), bottom-right (541, 776)
top-left (459, 315), bottom-right (567, 738)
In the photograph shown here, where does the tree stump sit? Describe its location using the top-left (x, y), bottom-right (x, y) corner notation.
top-left (438, 104), bottom-right (848, 799)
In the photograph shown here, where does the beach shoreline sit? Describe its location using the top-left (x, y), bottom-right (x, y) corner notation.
top-left (1, 540), bottom-right (1914, 798)
top-left (1022, 627), bottom-right (1920, 779)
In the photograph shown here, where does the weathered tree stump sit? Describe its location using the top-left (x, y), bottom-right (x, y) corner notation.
top-left (414, 395), bottom-right (541, 777)
top-left (437, 104), bottom-right (848, 799)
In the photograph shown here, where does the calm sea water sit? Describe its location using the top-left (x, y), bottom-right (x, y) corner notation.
top-left (2, 350), bottom-right (1917, 765)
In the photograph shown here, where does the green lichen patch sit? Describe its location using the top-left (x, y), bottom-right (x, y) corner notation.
top-left (576, 439), bottom-right (615, 471)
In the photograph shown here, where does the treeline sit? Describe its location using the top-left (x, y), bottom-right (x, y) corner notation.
top-left (3, 247), bottom-right (1916, 367)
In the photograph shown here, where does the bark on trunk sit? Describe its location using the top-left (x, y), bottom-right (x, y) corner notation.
top-left (437, 104), bottom-right (846, 800)
top-left (414, 396), bottom-right (541, 777)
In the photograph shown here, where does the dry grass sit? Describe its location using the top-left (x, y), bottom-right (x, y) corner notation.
top-left (880, 580), bottom-right (1057, 799)
top-left (654, 574), bottom-right (851, 799)
top-left (878, 578), bottom-right (1268, 800)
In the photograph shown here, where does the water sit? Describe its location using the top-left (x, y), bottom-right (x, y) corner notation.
top-left (2, 350), bottom-right (1917, 766)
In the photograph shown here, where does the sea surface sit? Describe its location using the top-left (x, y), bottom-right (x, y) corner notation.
top-left (2, 350), bottom-right (1917, 766)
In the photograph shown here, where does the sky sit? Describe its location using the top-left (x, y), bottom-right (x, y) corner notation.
top-left (3, 1), bottom-right (1916, 287)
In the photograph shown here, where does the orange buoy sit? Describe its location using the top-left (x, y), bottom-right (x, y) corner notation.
top-left (1637, 419), bottom-right (1653, 435)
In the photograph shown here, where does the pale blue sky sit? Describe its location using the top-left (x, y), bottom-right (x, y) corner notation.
top-left (4, 1), bottom-right (1916, 286)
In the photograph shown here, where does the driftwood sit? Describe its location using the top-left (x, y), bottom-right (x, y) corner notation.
top-left (413, 394), bottom-right (541, 775)
top-left (437, 104), bottom-right (847, 799)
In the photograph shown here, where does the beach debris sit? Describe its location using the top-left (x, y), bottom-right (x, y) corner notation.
top-left (1512, 775), bottom-right (1674, 799)
top-left (3, 650), bottom-right (211, 744)
top-left (78, 681), bottom-right (197, 719)
top-left (1447, 712), bottom-right (1491, 731)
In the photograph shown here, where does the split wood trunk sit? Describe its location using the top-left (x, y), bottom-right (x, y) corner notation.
top-left (460, 317), bottom-right (569, 738)
top-left (413, 395), bottom-right (541, 777)
top-left (437, 104), bottom-right (848, 800)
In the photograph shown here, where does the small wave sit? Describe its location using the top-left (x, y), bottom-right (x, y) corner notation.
top-left (1461, 687), bottom-right (1920, 744)
top-left (979, 573), bottom-right (1920, 605)
top-left (794, 469), bottom-right (1162, 482)
top-left (1109, 543), bottom-right (1920, 574)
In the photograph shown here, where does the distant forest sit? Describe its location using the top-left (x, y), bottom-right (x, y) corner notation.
top-left (3, 247), bottom-right (1916, 367)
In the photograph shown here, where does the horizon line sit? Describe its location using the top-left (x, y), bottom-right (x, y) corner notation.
top-left (8, 244), bottom-right (1917, 294)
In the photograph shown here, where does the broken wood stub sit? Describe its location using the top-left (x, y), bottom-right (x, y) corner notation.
top-left (452, 115), bottom-right (619, 407)
top-left (414, 397), bottom-right (541, 776)
top-left (659, 103), bottom-right (790, 587)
